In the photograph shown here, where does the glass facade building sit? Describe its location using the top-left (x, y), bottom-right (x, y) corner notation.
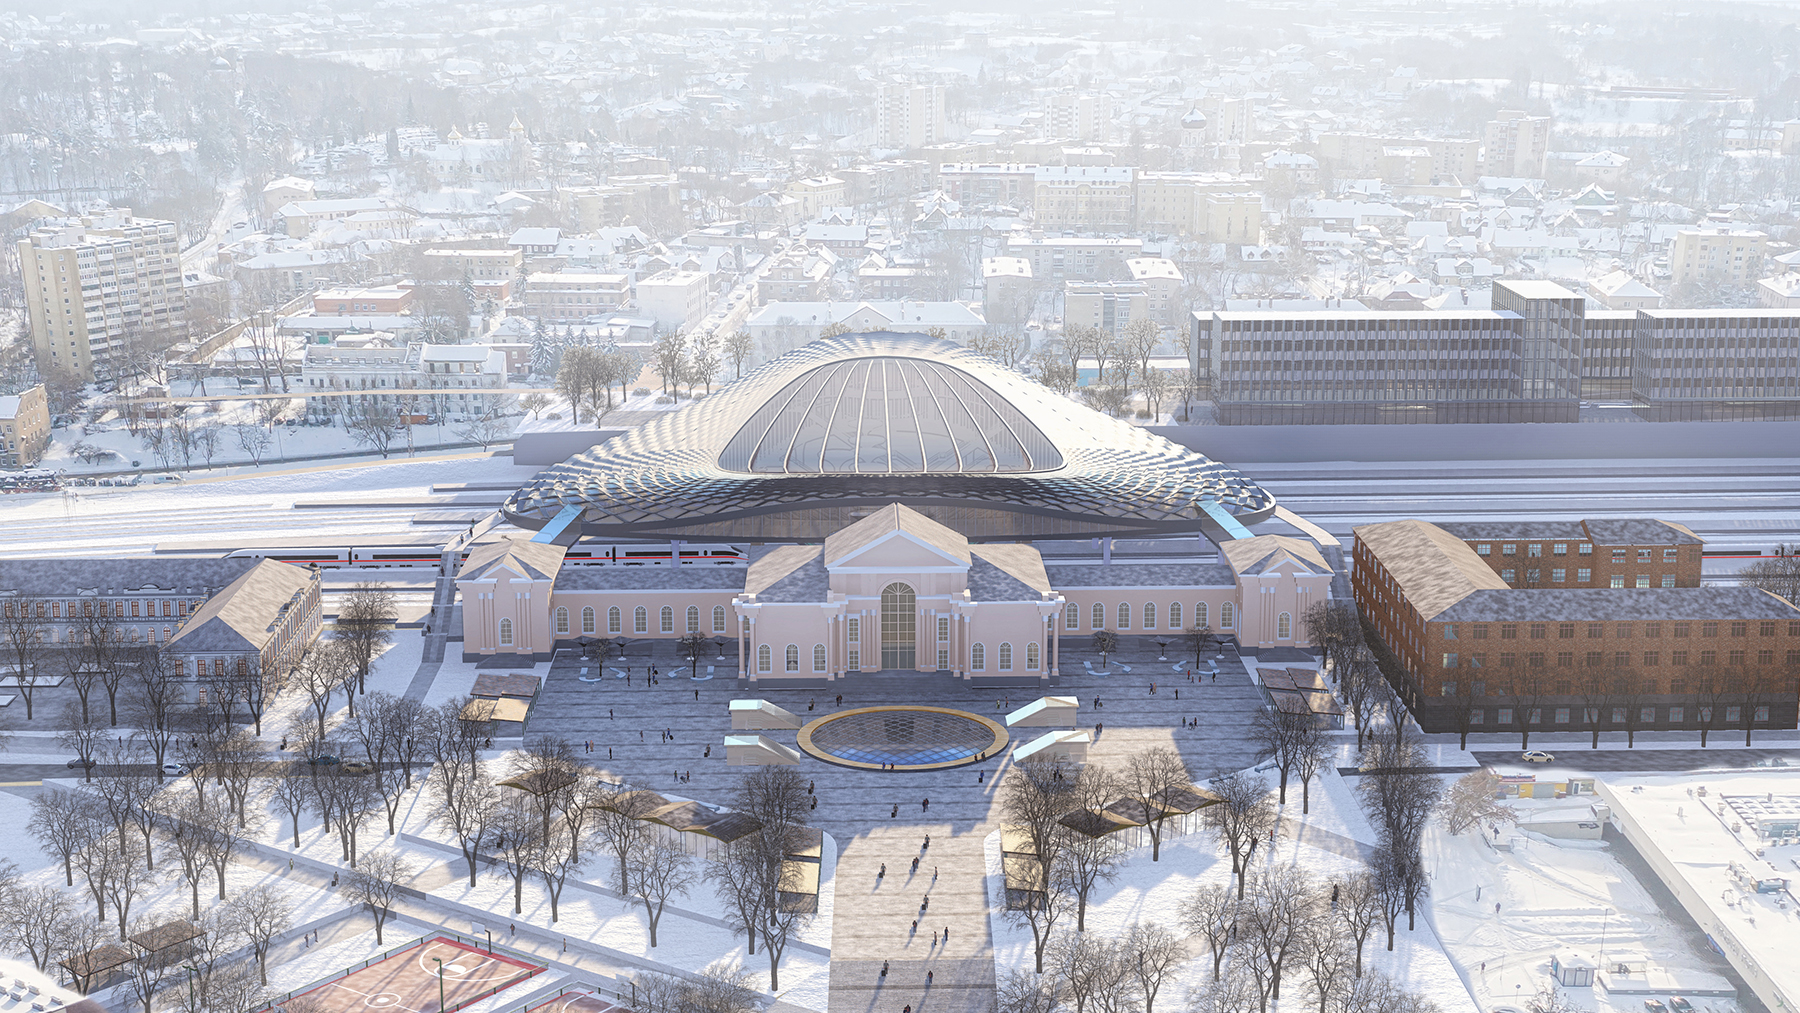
top-left (1192, 280), bottom-right (1800, 423)
top-left (503, 332), bottom-right (1277, 541)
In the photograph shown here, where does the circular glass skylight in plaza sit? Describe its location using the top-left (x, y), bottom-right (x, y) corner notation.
top-left (503, 333), bottom-right (1278, 542)
top-left (798, 705), bottom-right (1008, 770)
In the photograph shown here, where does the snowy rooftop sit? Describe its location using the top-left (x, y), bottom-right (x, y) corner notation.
top-left (1602, 772), bottom-right (1800, 1012)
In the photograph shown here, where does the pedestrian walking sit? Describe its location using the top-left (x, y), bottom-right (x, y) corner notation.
top-left (912, 857), bottom-right (919, 872)
top-left (610, 708), bottom-right (614, 719)
top-left (694, 689), bottom-right (699, 701)
top-left (704, 745), bottom-right (712, 757)
top-left (923, 833), bottom-right (930, 850)
top-left (1150, 682), bottom-right (1156, 694)
top-left (810, 797), bottom-right (817, 810)
top-left (809, 780), bottom-right (815, 794)
top-left (881, 961), bottom-right (889, 977)
top-left (892, 803), bottom-right (899, 818)
top-left (809, 698), bottom-right (816, 711)
top-left (944, 926), bottom-right (950, 943)
top-left (1096, 721), bottom-right (1103, 738)
top-left (911, 919), bottom-right (918, 932)
top-left (922, 797), bottom-right (929, 812)
top-left (880, 863), bottom-right (887, 877)
top-left (563, 938), bottom-right (567, 953)
top-left (978, 771), bottom-right (984, 784)
top-left (835, 694), bottom-right (843, 707)
top-left (927, 971), bottom-right (933, 985)
top-left (608, 746), bottom-right (613, 759)
top-left (288, 859), bottom-right (293, 871)
top-left (1175, 688), bottom-right (1179, 700)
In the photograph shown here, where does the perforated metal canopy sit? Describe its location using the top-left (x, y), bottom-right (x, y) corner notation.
top-left (503, 333), bottom-right (1276, 542)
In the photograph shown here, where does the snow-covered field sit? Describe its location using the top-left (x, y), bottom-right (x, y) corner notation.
top-left (985, 765), bottom-right (1477, 1013)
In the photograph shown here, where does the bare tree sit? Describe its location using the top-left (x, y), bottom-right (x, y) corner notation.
top-left (1182, 623), bottom-right (1218, 669)
top-left (1372, 853), bottom-right (1408, 951)
top-left (0, 596), bottom-right (47, 720)
top-left (339, 850), bottom-right (410, 945)
top-left (1239, 867), bottom-right (1317, 1006)
top-left (225, 884), bottom-right (292, 986)
top-left (629, 836), bottom-right (696, 947)
top-left (707, 833), bottom-right (766, 959)
top-left (1120, 747), bottom-right (1194, 861)
top-left (594, 786), bottom-right (659, 899)
top-left (101, 831), bottom-right (157, 939)
top-left (271, 763), bottom-right (311, 848)
top-left (298, 642), bottom-right (350, 740)
top-left (725, 330), bottom-right (756, 378)
top-left (29, 787), bottom-right (101, 887)
top-left (344, 400), bottom-right (403, 458)
top-left (996, 968), bottom-right (1066, 1013)
top-left (1049, 931), bottom-right (1126, 1013)
top-left (1302, 916), bottom-right (1355, 1013)
top-left (55, 704), bottom-right (105, 782)
top-left (636, 961), bottom-right (761, 1013)
top-left (1738, 554), bottom-right (1800, 605)
top-left (126, 647), bottom-right (181, 781)
top-left (1061, 777), bottom-right (1128, 932)
top-left (1295, 728), bottom-right (1334, 815)
top-left (492, 794), bottom-right (546, 914)
top-left (1181, 881), bottom-right (1237, 981)
top-left (1122, 921), bottom-right (1187, 1013)
top-left (1, 884), bottom-right (71, 971)
top-left (1334, 871), bottom-right (1382, 976)
top-left (731, 765), bottom-right (815, 991)
top-left (1356, 734), bottom-right (1440, 931)
top-left (162, 794), bottom-right (217, 919)
top-left (1251, 707), bottom-right (1321, 805)
top-left (1441, 770), bottom-right (1516, 836)
top-left (233, 424), bottom-right (272, 466)
top-left (1203, 770), bottom-right (1277, 898)
top-left (1001, 759), bottom-right (1079, 973)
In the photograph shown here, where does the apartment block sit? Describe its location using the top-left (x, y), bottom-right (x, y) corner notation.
top-left (0, 384), bottom-right (49, 468)
top-left (1484, 110), bottom-right (1553, 177)
top-left (1134, 173), bottom-right (1260, 241)
top-left (422, 248), bottom-right (523, 281)
top-left (1316, 133), bottom-right (1482, 183)
top-left (786, 176), bottom-right (849, 221)
top-left (636, 269), bottom-right (712, 333)
top-left (1003, 235), bottom-right (1143, 282)
top-left (313, 286), bottom-right (414, 316)
top-left (936, 163), bottom-right (1040, 210)
top-left (1126, 258), bottom-right (1184, 324)
top-left (876, 83), bottom-right (947, 150)
top-left (18, 209), bottom-right (188, 382)
top-left (523, 272), bottom-right (629, 323)
top-left (1041, 92), bottom-right (1113, 143)
top-left (1032, 166), bottom-right (1135, 230)
top-left (1669, 227), bottom-right (1767, 288)
top-left (1064, 281), bottom-right (1147, 337)
top-left (1352, 518), bottom-right (1800, 736)
top-left (301, 341), bottom-right (507, 419)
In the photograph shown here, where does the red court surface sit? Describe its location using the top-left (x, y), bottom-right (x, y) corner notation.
top-left (289, 937), bottom-right (543, 1013)
top-left (523, 994), bottom-right (632, 1013)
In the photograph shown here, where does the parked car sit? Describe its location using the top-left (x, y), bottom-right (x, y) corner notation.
top-left (1644, 1001), bottom-right (1667, 1013)
top-left (66, 757), bottom-right (96, 769)
top-left (340, 760), bottom-right (374, 776)
top-left (1670, 998), bottom-right (1693, 1012)
top-left (1754, 757), bottom-right (1792, 767)
top-left (161, 762), bottom-right (190, 776)
top-left (1522, 750), bottom-right (1555, 763)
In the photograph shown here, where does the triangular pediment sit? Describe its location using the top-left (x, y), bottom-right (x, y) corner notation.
top-left (829, 530), bottom-right (969, 571)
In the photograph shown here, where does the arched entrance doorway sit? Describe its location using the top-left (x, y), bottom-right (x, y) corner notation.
top-left (880, 582), bottom-right (916, 670)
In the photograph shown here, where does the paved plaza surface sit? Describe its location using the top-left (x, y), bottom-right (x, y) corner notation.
top-left (521, 634), bottom-right (1271, 1013)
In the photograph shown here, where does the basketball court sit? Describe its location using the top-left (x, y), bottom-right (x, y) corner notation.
top-left (287, 937), bottom-right (543, 1012)
top-left (522, 993), bottom-right (632, 1013)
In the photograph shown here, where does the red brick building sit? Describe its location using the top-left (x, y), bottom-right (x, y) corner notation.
top-left (1434, 518), bottom-right (1703, 590)
top-left (1353, 519), bottom-right (1800, 737)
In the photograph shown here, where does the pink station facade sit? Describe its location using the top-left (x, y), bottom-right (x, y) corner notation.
top-left (456, 503), bottom-right (1333, 683)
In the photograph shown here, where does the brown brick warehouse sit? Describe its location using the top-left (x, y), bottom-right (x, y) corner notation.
top-left (1352, 518), bottom-right (1800, 737)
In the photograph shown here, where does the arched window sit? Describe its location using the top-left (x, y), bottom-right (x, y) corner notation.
top-left (555, 607), bottom-right (570, 635)
top-left (1169, 602), bottom-right (1183, 629)
top-left (999, 642), bottom-right (1013, 671)
top-left (1143, 603), bottom-right (1157, 630)
top-left (1091, 602), bottom-right (1105, 629)
top-left (758, 644), bottom-right (771, 672)
top-left (606, 606), bottom-right (620, 633)
top-left (687, 606), bottom-right (700, 633)
top-left (582, 606), bottom-right (596, 634)
top-left (713, 605), bottom-right (727, 632)
top-left (1117, 603), bottom-right (1131, 629)
top-left (1027, 642), bottom-right (1041, 669)
top-left (971, 643), bottom-right (986, 670)
top-left (1220, 601), bottom-right (1235, 629)
top-left (634, 606), bottom-right (648, 633)
top-left (785, 644), bottom-right (800, 672)
top-left (128, 627), bottom-right (139, 643)
top-left (1278, 612), bottom-right (1292, 639)
top-left (1195, 602), bottom-right (1209, 628)
top-left (660, 606), bottom-right (674, 633)
top-left (499, 618), bottom-right (514, 646)
top-left (880, 583), bottom-right (916, 670)
top-left (1064, 602), bottom-right (1078, 629)
top-left (813, 644), bottom-right (827, 671)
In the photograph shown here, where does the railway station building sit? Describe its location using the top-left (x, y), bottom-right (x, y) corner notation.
top-left (458, 333), bottom-right (1344, 681)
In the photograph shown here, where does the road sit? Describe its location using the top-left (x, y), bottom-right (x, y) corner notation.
top-left (1472, 746), bottom-right (1800, 774)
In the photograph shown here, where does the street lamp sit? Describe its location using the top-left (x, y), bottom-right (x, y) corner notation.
top-left (431, 955), bottom-right (446, 1012)
top-left (182, 964), bottom-right (198, 1011)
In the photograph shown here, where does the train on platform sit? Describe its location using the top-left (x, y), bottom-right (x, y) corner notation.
top-left (219, 543), bottom-right (747, 569)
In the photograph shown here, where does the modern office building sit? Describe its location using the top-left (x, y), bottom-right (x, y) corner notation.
top-left (502, 332), bottom-right (1276, 543)
top-left (1192, 279), bottom-right (1800, 423)
top-left (1352, 518), bottom-right (1800, 734)
top-left (18, 209), bottom-right (188, 381)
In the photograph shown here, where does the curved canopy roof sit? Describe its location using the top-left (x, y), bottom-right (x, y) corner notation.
top-left (719, 356), bottom-right (1061, 474)
top-left (504, 333), bottom-right (1275, 542)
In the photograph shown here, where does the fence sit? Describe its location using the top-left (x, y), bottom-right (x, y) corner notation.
top-left (252, 933), bottom-right (548, 1012)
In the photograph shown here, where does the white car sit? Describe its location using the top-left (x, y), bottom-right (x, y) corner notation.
top-left (161, 762), bottom-right (191, 776)
top-left (1521, 750), bottom-right (1555, 764)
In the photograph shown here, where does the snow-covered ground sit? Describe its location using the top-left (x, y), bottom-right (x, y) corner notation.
top-left (985, 765), bottom-right (1476, 1013)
